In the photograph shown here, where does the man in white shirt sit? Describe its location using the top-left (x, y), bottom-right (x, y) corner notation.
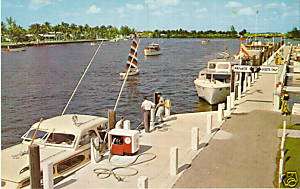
top-left (115, 116), bottom-right (125, 129)
top-left (141, 96), bottom-right (155, 132)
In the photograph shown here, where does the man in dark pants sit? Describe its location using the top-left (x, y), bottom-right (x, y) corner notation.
top-left (141, 96), bottom-right (155, 132)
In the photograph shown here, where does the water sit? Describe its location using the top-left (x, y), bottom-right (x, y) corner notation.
top-left (1, 38), bottom-right (240, 149)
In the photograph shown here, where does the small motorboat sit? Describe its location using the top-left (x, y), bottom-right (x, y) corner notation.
top-left (144, 43), bottom-right (161, 56)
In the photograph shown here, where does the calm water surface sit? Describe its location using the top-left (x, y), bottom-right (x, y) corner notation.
top-left (2, 38), bottom-right (240, 148)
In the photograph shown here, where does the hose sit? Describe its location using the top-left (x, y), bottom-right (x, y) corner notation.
top-left (93, 152), bottom-right (156, 182)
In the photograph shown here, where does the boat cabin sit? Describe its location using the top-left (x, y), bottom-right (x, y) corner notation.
top-left (199, 59), bottom-right (238, 83)
top-left (145, 43), bottom-right (160, 51)
top-left (1, 114), bottom-right (108, 189)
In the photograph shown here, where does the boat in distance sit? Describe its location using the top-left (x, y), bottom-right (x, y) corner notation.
top-left (144, 43), bottom-right (161, 56)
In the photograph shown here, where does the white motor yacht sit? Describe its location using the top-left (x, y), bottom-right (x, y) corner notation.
top-left (194, 58), bottom-right (238, 105)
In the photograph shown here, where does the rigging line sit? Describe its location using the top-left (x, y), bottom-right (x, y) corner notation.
top-left (61, 40), bottom-right (104, 115)
top-left (113, 38), bottom-right (140, 112)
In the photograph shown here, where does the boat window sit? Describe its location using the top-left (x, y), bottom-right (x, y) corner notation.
top-left (217, 64), bottom-right (229, 69)
top-left (56, 155), bottom-right (86, 174)
top-left (208, 63), bottom-right (216, 69)
top-left (22, 129), bottom-right (48, 141)
top-left (78, 130), bottom-right (97, 147)
top-left (46, 133), bottom-right (75, 146)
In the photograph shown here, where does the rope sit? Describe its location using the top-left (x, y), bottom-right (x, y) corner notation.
top-left (61, 41), bottom-right (104, 115)
top-left (113, 38), bottom-right (140, 112)
top-left (93, 152), bottom-right (156, 181)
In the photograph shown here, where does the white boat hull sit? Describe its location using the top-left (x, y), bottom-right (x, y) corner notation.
top-left (144, 49), bottom-right (161, 56)
top-left (194, 79), bottom-right (230, 105)
top-left (119, 68), bottom-right (140, 79)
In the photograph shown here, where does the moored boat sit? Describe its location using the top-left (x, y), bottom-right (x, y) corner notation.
top-left (144, 43), bottom-right (161, 56)
top-left (1, 114), bottom-right (108, 189)
top-left (194, 58), bottom-right (238, 104)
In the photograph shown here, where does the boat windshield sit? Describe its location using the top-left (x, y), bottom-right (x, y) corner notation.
top-left (22, 129), bottom-right (49, 142)
top-left (45, 133), bottom-right (76, 147)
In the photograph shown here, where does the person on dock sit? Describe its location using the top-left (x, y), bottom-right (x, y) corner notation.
top-left (155, 94), bottom-right (165, 124)
top-left (141, 96), bottom-right (155, 132)
top-left (115, 116), bottom-right (125, 129)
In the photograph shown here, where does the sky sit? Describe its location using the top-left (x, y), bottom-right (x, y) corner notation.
top-left (1, 0), bottom-right (299, 33)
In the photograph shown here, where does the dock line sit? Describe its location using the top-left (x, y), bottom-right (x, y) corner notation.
top-left (93, 152), bottom-right (156, 181)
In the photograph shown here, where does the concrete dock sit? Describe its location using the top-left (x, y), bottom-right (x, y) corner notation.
top-left (55, 111), bottom-right (221, 188)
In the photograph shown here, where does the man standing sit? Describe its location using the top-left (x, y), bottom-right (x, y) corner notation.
top-left (141, 96), bottom-right (155, 133)
top-left (115, 116), bottom-right (125, 129)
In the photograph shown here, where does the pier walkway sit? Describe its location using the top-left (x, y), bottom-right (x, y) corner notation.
top-left (174, 71), bottom-right (300, 187)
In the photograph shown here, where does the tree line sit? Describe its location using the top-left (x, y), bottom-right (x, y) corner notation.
top-left (1, 17), bottom-right (135, 44)
top-left (1, 17), bottom-right (299, 44)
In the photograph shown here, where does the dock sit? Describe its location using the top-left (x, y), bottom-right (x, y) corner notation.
top-left (55, 111), bottom-right (222, 188)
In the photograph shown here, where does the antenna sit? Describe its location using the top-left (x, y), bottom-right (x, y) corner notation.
top-left (255, 10), bottom-right (258, 41)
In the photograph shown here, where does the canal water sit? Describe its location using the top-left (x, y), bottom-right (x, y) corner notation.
top-left (1, 38), bottom-right (240, 148)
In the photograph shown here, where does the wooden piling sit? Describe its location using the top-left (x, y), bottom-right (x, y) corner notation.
top-left (108, 109), bottom-right (116, 130)
top-left (29, 144), bottom-right (41, 189)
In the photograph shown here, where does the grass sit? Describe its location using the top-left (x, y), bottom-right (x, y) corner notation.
top-left (278, 122), bottom-right (300, 131)
top-left (280, 138), bottom-right (300, 188)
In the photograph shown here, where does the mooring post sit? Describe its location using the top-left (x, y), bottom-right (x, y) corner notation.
top-left (226, 95), bottom-right (231, 113)
top-left (170, 147), bottom-right (178, 176)
top-left (238, 83), bottom-right (242, 100)
top-left (150, 108), bottom-right (155, 129)
top-left (247, 75), bottom-right (251, 88)
top-left (206, 113), bottom-right (212, 135)
top-left (137, 176), bottom-right (148, 189)
top-left (42, 161), bottom-right (53, 189)
top-left (230, 92), bottom-right (235, 108)
top-left (191, 127), bottom-right (199, 151)
top-left (217, 103), bottom-right (224, 125)
top-left (29, 144), bottom-right (41, 189)
top-left (243, 75), bottom-right (247, 93)
top-left (108, 109), bottom-right (116, 130)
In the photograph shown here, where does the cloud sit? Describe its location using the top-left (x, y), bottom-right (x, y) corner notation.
top-left (29, 0), bottom-right (51, 9)
top-left (225, 1), bottom-right (259, 16)
top-left (125, 3), bottom-right (144, 11)
top-left (195, 8), bottom-right (207, 14)
top-left (265, 2), bottom-right (287, 9)
top-left (145, 0), bottom-right (179, 10)
top-left (86, 4), bottom-right (101, 14)
top-left (238, 7), bottom-right (256, 16)
top-left (225, 1), bottom-right (243, 8)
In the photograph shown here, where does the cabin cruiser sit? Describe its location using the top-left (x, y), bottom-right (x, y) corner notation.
top-left (194, 58), bottom-right (238, 104)
top-left (144, 43), bottom-right (161, 56)
top-left (1, 114), bottom-right (107, 188)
